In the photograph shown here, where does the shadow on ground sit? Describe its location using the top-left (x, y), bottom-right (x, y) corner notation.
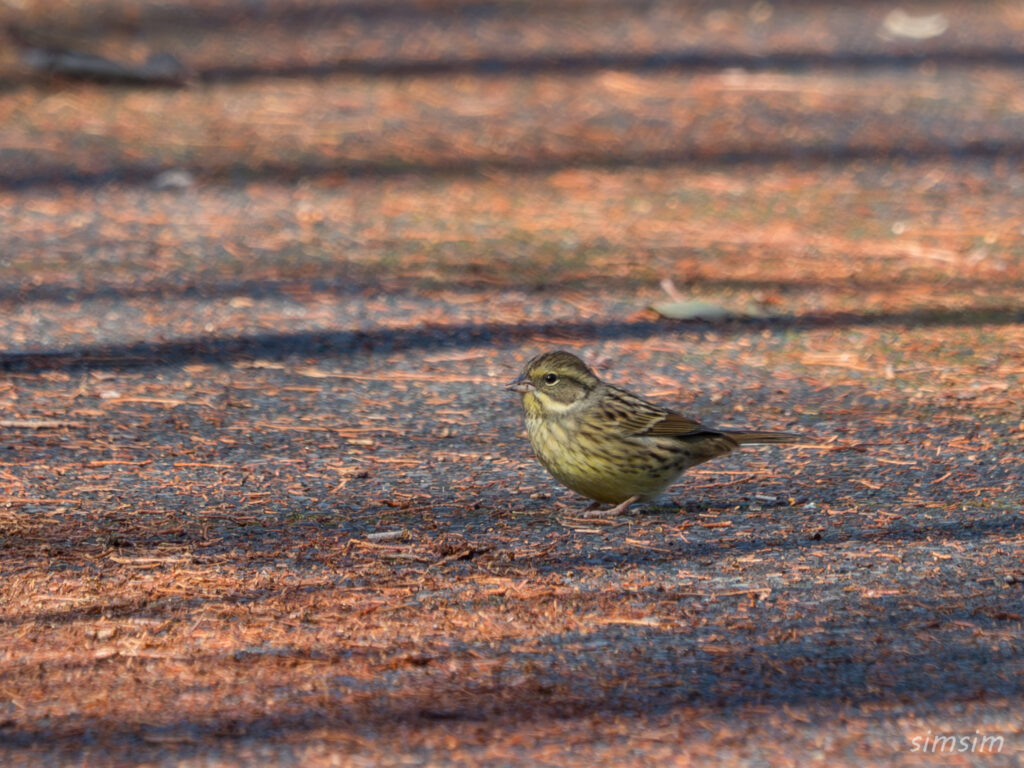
top-left (5, 139), bottom-right (1024, 192)
top-left (0, 569), bottom-right (1018, 761)
top-left (2, 306), bottom-right (1022, 372)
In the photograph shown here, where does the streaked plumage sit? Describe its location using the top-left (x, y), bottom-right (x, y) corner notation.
top-left (506, 350), bottom-right (800, 515)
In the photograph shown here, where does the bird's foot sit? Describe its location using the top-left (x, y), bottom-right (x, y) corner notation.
top-left (581, 495), bottom-right (641, 518)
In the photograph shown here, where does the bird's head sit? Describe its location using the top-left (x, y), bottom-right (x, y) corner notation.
top-left (505, 350), bottom-right (600, 416)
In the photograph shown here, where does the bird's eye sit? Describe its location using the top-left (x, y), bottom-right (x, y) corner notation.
top-left (543, 373), bottom-right (559, 385)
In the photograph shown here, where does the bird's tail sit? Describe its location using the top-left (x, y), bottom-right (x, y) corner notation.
top-left (724, 430), bottom-right (803, 445)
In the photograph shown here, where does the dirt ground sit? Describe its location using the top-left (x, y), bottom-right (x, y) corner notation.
top-left (1, 1), bottom-right (1022, 766)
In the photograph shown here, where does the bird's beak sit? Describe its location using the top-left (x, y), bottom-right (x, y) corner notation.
top-left (505, 376), bottom-right (534, 393)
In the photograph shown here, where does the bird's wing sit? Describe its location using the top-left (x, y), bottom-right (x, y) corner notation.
top-left (603, 387), bottom-right (712, 438)
top-left (642, 410), bottom-right (715, 437)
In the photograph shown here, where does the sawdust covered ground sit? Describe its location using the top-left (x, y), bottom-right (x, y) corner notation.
top-left (1, 2), bottom-right (1022, 765)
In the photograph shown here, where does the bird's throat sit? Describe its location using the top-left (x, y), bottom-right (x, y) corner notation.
top-left (523, 390), bottom-right (580, 417)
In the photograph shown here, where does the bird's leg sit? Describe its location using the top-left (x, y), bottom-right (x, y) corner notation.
top-left (582, 495), bottom-right (640, 518)
top-left (556, 499), bottom-right (601, 513)
top-left (554, 499), bottom-right (586, 512)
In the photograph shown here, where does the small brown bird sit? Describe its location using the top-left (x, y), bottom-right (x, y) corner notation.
top-left (506, 350), bottom-right (801, 516)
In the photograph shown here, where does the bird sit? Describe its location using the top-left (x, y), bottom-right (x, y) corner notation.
top-left (506, 350), bottom-right (801, 516)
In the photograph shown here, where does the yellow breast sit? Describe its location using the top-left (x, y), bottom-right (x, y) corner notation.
top-left (523, 410), bottom-right (684, 504)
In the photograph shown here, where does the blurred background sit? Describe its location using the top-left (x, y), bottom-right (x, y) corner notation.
top-left (3, 0), bottom-right (1023, 358)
